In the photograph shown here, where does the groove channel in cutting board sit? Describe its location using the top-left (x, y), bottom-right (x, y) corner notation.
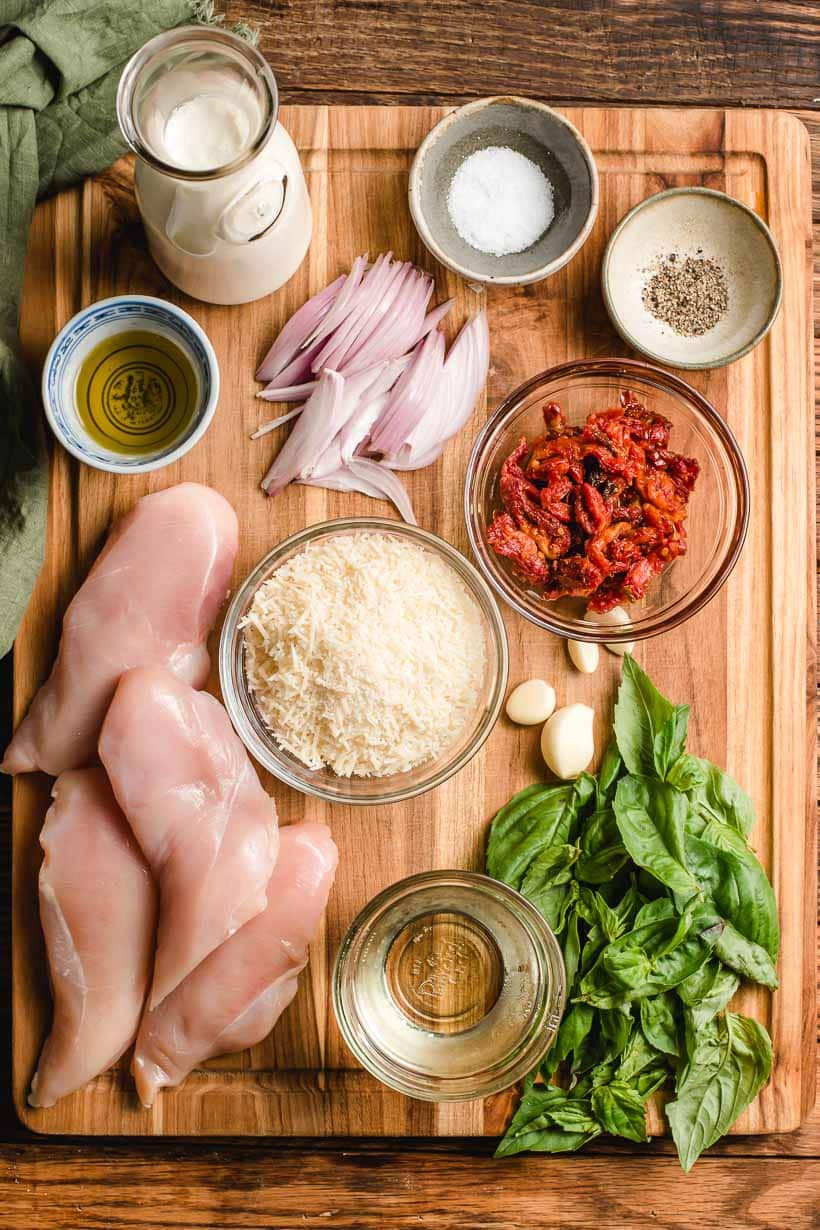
top-left (12, 106), bottom-right (815, 1136)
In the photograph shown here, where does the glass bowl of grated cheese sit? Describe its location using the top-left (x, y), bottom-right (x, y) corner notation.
top-left (219, 518), bottom-right (509, 805)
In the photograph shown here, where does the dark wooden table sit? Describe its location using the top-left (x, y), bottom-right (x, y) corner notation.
top-left (1, 3), bottom-right (817, 1226)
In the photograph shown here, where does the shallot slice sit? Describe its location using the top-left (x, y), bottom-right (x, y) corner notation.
top-left (338, 260), bottom-right (413, 371)
top-left (256, 275), bottom-right (344, 383)
top-left (299, 254), bottom-right (368, 353)
top-left (256, 381), bottom-right (318, 404)
top-left (418, 298), bottom-right (455, 340)
top-left (393, 311), bottom-right (489, 466)
top-left (348, 458), bottom-right (417, 525)
top-left (367, 330), bottom-right (445, 458)
top-left (310, 254), bottom-right (394, 374)
top-left (305, 363), bottom-right (400, 482)
top-left (261, 341), bottom-right (325, 392)
top-left (261, 370), bottom-right (348, 496)
top-left (343, 267), bottom-right (432, 374)
top-left (253, 259), bottom-right (490, 527)
top-left (299, 463), bottom-right (416, 526)
top-left (251, 405), bottom-right (305, 439)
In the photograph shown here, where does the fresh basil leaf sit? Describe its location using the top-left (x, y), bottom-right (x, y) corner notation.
top-left (611, 880), bottom-right (647, 931)
top-left (577, 886), bottom-right (627, 941)
top-left (596, 741), bottom-right (624, 807)
top-left (494, 1086), bottom-right (600, 1157)
top-left (600, 946), bottom-right (653, 992)
top-left (667, 1012), bottom-right (773, 1172)
top-left (639, 992), bottom-right (680, 1056)
top-left (487, 783), bottom-right (578, 888)
top-left (667, 754), bottom-right (708, 792)
top-left (676, 959), bottom-right (717, 1005)
top-left (683, 965), bottom-right (740, 1029)
top-left (579, 908), bottom-right (717, 1007)
top-left (542, 1003), bottom-right (595, 1079)
top-left (576, 845), bottom-right (630, 884)
top-left (562, 906), bottom-right (581, 990)
top-left (521, 844), bottom-right (578, 894)
top-left (712, 919), bottom-right (779, 990)
top-left (652, 705), bottom-right (690, 779)
top-left (617, 1026), bottom-right (663, 1083)
top-left (519, 845), bottom-right (580, 933)
top-left (591, 1081), bottom-right (648, 1142)
top-left (579, 923), bottom-right (607, 979)
top-left (686, 758), bottom-right (756, 839)
top-left (614, 775), bottom-right (700, 900)
top-left (635, 1062), bottom-right (670, 1100)
top-left (571, 1060), bottom-right (618, 1097)
top-left (598, 1005), bottom-right (633, 1062)
top-left (613, 654), bottom-right (676, 776)
top-left (575, 771), bottom-right (598, 813)
top-left (685, 828), bottom-right (779, 960)
top-left (577, 806), bottom-right (629, 884)
top-left (634, 897), bottom-right (676, 927)
top-left (546, 1100), bottom-right (600, 1134)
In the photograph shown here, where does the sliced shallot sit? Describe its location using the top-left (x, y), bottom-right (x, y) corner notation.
top-left (261, 370), bottom-right (347, 496)
top-left (256, 275), bottom-right (344, 383)
top-left (253, 254), bottom-right (490, 524)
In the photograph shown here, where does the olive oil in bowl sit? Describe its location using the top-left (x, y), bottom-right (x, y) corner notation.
top-left (75, 329), bottom-right (199, 456)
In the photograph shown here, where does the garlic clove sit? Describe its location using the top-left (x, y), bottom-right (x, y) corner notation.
top-left (567, 638), bottom-right (599, 674)
top-left (506, 679), bottom-right (556, 726)
top-left (584, 605), bottom-right (635, 656)
top-left (540, 703), bottom-right (595, 780)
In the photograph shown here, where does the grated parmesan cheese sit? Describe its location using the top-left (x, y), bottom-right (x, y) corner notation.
top-left (241, 532), bottom-right (487, 778)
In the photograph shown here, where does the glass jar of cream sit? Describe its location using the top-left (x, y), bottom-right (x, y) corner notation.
top-left (333, 871), bottom-right (565, 1101)
top-left (117, 26), bottom-right (312, 305)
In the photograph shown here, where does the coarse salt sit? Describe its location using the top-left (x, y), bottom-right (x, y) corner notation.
top-left (447, 146), bottom-right (555, 257)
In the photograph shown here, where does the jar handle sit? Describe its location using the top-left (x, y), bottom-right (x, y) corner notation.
top-left (215, 162), bottom-right (289, 245)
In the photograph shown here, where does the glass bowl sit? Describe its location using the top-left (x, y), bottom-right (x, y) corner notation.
top-left (219, 518), bottom-right (509, 806)
top-left (464, 358), bottom-right (749, 643)
top-left (332, 871), bottom-right (566, 1102)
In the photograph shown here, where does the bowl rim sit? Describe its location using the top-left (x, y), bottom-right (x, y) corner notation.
top-left (463, 356), bottom-right (750, 642)
top-left (41, 293), bottom-right (220, 475)
top-left (601, 186), bottom-right (784, 371)
top-left (408, 95), bottom-right (600, 287)
top-left (218, 516), bottom-right (510, 805)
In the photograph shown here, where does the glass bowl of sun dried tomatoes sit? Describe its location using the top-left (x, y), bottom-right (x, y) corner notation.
top-left (464, 358), bottom-right (749, 643)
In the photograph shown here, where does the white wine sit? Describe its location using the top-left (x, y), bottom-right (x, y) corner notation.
top-left (333, 872), bottom-right (566, 1100)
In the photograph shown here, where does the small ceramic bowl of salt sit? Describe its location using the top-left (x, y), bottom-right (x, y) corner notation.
top-left (409, 97), bottom-right (598, 286)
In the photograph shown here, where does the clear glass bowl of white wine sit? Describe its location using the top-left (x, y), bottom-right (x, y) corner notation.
top-left (332, 870), bottom-right (566, 1102)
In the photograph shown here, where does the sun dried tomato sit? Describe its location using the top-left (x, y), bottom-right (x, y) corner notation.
top-left (487, 392), bottom-right (699, 611)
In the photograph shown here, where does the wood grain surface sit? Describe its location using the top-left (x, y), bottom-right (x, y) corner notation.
top-left (0, 1), bottom-right (818, 1225)
top-left (9, 105), bottom-right (814, 1144)
top-left (225, 0), bottom-right (820, 111)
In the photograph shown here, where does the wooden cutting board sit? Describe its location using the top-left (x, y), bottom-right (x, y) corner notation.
top-left (12, 106), bottom-right (815, 1137)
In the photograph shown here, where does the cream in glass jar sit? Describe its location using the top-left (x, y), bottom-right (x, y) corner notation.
top-left (117, 27), bottom-right (312, 305)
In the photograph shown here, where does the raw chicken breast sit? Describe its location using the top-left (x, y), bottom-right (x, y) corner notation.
top-left (2, 483), bottom-right (238, 777)
top-left (99, 666), bottom-right (280, 1009)
top-left (29, 769), bottom-right (157, 1108)
top-left (132, 821), bottom-right (338, 1107)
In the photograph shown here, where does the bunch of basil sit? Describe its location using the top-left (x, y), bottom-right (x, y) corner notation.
top-left (487, 656), bottom-right (776, 1171)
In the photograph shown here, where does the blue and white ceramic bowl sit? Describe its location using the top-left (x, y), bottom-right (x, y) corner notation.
top-left (42, 294), bottom-right (219, 474)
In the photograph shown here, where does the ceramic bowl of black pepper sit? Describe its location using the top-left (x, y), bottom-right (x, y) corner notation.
top-left (602, 187), bottom-right (782, 370)
top-left (408, 97), bottom-right (599, 286)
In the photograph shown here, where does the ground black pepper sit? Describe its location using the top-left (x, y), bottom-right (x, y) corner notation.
top-left (642, 254), bottom-right (729, 336)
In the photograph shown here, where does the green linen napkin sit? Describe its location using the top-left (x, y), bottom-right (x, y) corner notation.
top-left (0, 0), bottom-right (195, 658)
